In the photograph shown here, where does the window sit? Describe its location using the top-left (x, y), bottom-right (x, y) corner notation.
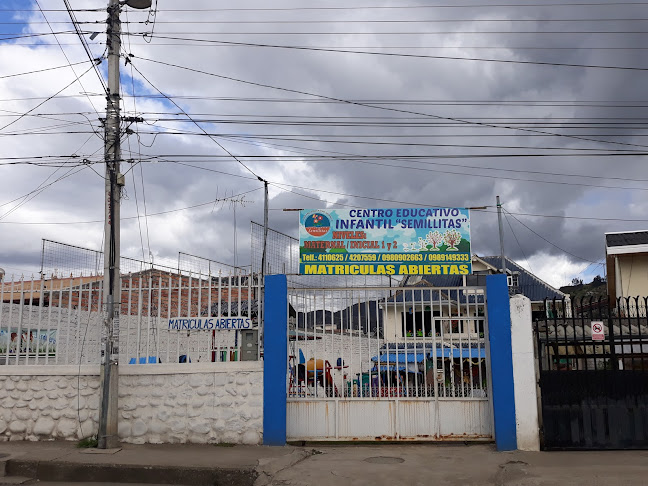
top-left (401, 310), bottom-right (440, 337)
top-left (507, 274), bottom-right (519, 287)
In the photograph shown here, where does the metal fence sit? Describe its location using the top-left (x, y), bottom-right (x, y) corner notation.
top-left (288, 286), bottom-right (489, 400)
top-left (286, 285), bottom-right (492, 441)
top-left (0, 269), bottom-right (262, 366)
top-left (535, 297), bottom-right (648, 450)
top-left (40, 239), bottom-right (180, 279)
top-left (178, 252), bottom-right (247, 277)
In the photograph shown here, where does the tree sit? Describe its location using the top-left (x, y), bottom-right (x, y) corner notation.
top-left (425, 231), bottom-right (443, 251)
top-left (443, 229), bottom-right (462, 251)
top-left (571, 278), bottom-right (583, 286)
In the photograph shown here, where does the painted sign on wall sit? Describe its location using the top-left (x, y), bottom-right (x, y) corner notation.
top-left (0, 329), bottom-right (57, 358)
top-left (299, 208), bottom-right (471, 275)
top-left (168, 317), bottom-right (252, 331)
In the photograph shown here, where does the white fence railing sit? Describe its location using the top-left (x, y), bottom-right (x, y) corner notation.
top-left (0, 270), bottom-right (262, 366)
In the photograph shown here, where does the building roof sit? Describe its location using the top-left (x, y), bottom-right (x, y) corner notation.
top-left (605, 231), bottom-right (648, 253)
top-left (480, 256), bottom-right (566, 302)
top-left (402, 255), bottom-right (565, 303)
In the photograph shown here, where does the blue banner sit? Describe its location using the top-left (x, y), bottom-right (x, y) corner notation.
top-left (299, 208), bottom-right (471, 275)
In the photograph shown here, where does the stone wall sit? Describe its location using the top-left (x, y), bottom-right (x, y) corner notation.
top-left (0, 362), bottom-right (263, 444)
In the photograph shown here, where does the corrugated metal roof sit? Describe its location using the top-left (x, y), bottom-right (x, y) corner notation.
top-left (406, 256), bottom-right (564, 302)
top-left (606, 231), bottom-right (648, 248)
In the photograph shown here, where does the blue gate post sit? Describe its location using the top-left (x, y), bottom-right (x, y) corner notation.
top-left (263, 274), bottom-right (288, 445)
top-left (486, 274), bottom-right (517, 451)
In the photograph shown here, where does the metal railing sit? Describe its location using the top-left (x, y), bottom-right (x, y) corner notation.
top-left (287, 286), bottom-right (489, 400)
top-left (0, 270), bottom-right (262, 366)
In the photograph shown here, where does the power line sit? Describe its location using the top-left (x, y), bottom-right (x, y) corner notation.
top-left (503, 211), bottom-right (535, 275)
top-left (5, 3), bottom-right (648, 11)
top-left (5, 94), bottom-right (648, 107)
top-left (165, 160), bottom-right (648, 223)
top-left (62, 0), bottom-right (108, 94)
top-left (0, 60), bottom-right (91, 79)
top-left (130, 35), bottom-right (648, 72)
top-left (14, 41), bottom-right (648, 51)
top-left (123, 29), bottom-right (648, 35)
top-left (35, 0), bottom-right (103, 121)
top-left (135, 151), bottom-right (648, 183)
top-left (503, 209), bottom-right (597, 263)
top-left (123, 7), bottom-right (151, 263)
top-left (126, 57), bottom-right (266, 182)
top-left (132, 56), bottom-right (648, 151)
top-left (0, 135), bottom-right (101, 215)
top-left (0, 64), bottom-right (96, 133)
top-left (0, 187), bottom-right (264, 225)
top-left (86, 18), bottom-right (648, 23)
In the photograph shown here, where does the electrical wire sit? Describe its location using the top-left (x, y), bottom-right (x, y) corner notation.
top-left (123, 7), bottom-right (151, 263)
top-left (126, 57), bottom-right (266, 182)
top-left (132, 56), bottom-right (648, 151)
top-left (6, 3), bottom-right (648, 12)
top-left (0, 187), bottom-right (264, 225)
top-left (503, 209), bottom-right (597, 263)
top-left (35, 0), bottom-right (103, 122)
top-left (62, 0), bottom-right (108, 94)
top-left (0, 60), bottom-right (91, 79)
top-left (0, 64), bottom-right (96, 133)
top-left (125, 34), bottom-right (648, 72)
top-left (503, 210), bottom-right (535, 276)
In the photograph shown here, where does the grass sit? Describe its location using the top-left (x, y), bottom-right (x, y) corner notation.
top-left (77, 436), bottom-right (98, 448)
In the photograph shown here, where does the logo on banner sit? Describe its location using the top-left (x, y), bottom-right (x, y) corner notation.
top-left (304, 211), bottom-right (331, 237)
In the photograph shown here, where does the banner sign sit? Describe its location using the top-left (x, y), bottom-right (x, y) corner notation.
top-left (299, 208), bottom-right (471, 275)
top-left (168, 317), bottom-right (252, 331)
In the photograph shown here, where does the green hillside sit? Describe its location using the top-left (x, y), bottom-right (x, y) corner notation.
top-left (559, 275), bottom-right (607, 302)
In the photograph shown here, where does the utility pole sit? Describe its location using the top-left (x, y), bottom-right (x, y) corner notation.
top-left (261, 180), bottom-right (269, 280)
top-left (98, 0), bottom-right (122, 450)
top-left (496, 195), bottom-right (507, 275)
top-left (98, 0), bottom-right (151, 450)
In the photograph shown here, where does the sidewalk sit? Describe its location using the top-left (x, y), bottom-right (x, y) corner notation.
top-left (1, 441), bottom-right (648, 486)
top-left (0, 441), bottom-right (301, 486)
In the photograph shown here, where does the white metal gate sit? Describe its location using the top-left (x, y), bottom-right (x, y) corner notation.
top-left (287, 285), bottom-right (492, 441)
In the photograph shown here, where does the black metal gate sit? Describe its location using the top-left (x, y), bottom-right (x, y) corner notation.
top-left (535, 297), bottom-right (648, 450)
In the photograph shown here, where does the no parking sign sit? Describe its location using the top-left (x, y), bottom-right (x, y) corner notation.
top-left (591, 321), bottom-right (605, 341)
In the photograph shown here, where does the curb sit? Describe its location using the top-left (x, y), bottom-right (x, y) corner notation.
top-left (6, 459), bottom-right (258, 486)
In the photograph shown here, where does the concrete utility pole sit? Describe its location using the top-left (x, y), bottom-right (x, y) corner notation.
top-left (98, 0), bottom-right (123, 450)
top-left (496, 195), bottom-right (507, 275)
top-left (98, 0), bottom-right (151, 450)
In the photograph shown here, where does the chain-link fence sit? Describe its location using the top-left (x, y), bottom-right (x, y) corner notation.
top-left (177, 252), bottom-right (246, 277)
top-left (40, 240), bottom-right (223, 279)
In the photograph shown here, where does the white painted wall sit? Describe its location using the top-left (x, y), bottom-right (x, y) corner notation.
top-left (0, 362), bottom-right (263, 445)
top-left (509, 294), bottom-right (540, 451)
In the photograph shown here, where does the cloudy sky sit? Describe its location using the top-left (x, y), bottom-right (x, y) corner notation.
top-left (1, 0), bottom-right (647, 287)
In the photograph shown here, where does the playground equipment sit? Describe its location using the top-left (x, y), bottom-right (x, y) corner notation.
top-left (288, 351), bottom-right (341, 397)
